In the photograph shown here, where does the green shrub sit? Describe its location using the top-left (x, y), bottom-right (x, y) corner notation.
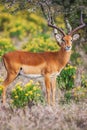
top-left (22, 35), bottom-right (59, 52)
top-left (71, 51), bottom-right (82, 65)
top-left (57, 64), bottom-right (76, 90)
top-left (0, 13), bottom-right (11, 31)
top-left (11, 80), bottom-right (44, 108)
top-left (0, 38), bottom-right (15, 59)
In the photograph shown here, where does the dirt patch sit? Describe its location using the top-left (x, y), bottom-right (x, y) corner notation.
top-left (0, 102), bottom-right (87, 130)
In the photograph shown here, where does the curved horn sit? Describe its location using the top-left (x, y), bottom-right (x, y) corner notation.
top-left (48, 23), bottom-right (66, 36)
top-left (69, 11), bottom-right (86, 35)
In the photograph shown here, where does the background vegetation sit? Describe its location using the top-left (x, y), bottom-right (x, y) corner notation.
top-left (0, 1), bottom-right (87, 130)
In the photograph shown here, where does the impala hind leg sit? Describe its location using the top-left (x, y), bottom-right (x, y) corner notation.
top-left (51, 76), bottom-right (56, 106)
top-left (2, 72), bottom-right (18, 104)
top-left (45, 74), bottom-right (51, 105)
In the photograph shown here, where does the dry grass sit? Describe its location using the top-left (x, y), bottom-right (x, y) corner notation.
top-left (0, 101), bottom-right (87, 130)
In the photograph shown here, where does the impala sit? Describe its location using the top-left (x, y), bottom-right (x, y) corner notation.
top-left (2, 12), bottom-right (85, 105)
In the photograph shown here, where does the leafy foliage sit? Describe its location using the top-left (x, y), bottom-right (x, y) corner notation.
top-left (57, 64), bottom-right (77, 90)
top-left (22, 35), bottom-right (59, 52)
top-left (71, 51), bottom-right (82, 65)
top-left (0, 38), bottom-right (15, 58)
top-left (11, 80), bottom-right (44, 108)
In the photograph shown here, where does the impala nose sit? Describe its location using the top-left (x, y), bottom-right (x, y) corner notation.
top-left (67, 46), bottom-right (71, 49)
top-left (65, 46), bottom-right (72, 51)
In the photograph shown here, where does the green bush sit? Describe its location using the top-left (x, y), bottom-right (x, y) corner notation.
top-left (22, 34), bottom-right (59, 52)
top-left (71, 51), bottom-right (82, 65)
top-left (0, 13), bottom-right (11, 31)
top-left (0, 38), bottom-right (15, 59)
top-left (11, 80), bottom-right (44, 108)
top-left (57, 64), bottom-right (77, 90)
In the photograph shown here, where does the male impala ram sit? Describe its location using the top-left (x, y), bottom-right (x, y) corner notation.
top-left (2, 13), bottom-right (85, 105)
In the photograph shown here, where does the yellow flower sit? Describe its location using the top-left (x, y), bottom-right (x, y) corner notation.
top-left (15, 95), bottom-right (18, 99)
top-left (76, 86), bottom-right (81, 90)
top-left (72, 75), bottom-right (76, 79)
top-left (37, 94), bottom-right (40, 97)
top-left (69, 66), bottom-right (73, 69)
top-left (25, 93), bottom-right (28, 96)
top-left (35, 82), bottom-right (40, 86)
top-left (29, 80), bottom-right (33, 84)
top-left (0, 85), bottom-right (3, 90)
top-left (17, 85), bottom-right (22, 90)
top-left (15, 82), bottom-right (22, 86)
top-left (10, 99), bottom-right (14, 104)
top-left (33, 86), bottom-right (37, 91)
top-left (19, 88), bottom-right (23, 91)
top-left (28, 91), bottom-right (33, 95)
top-left (81, 75), bottom-right (85, 79)
top-left (74, 66), bottom-right (77, 70)
top-left (64, 67), bottom-right (68, 70)
top-left (25, 82), bottom-right (32, 87)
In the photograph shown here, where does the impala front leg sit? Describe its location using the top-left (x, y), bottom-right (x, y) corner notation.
top-left (51, 76), bottom-right (56, 106)
top-left (45, 74), bottom-right (51, 105)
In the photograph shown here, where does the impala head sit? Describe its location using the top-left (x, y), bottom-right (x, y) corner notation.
top-left (47, 10), bottom-right (86, 51)
top-left (41, 2), bottom-right (86, 51)
top-left (56, 33), bottom-right (80, 51)
top-left (62, 35), bottom-right (73, 51)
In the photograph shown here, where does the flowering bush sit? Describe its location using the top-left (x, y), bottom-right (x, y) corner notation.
top-left (0, 38), bottom-right (15, 59)
top-left (57, 64), bottom-right (77, 90)
top-left (22, 35), bottom-right (59, 52)
top-left (11, 80), bottom-right (44, 108)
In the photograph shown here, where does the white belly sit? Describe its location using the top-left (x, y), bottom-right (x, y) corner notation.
top-left (20, 71), bottom-right (61, 79)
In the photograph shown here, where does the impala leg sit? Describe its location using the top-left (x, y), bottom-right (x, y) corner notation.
top-left (51, 76), bottom-right (56, 106)
top-left (2, 72), bottom-right (17, 105)
top-left (45, 74), bottom-right (51, 105)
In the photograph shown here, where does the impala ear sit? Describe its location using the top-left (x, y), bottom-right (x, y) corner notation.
top-left (72, 34), bottom-right (80, 41)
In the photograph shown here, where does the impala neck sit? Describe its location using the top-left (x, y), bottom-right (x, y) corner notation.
top-left (57, 47), bottom-right (71, 66)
